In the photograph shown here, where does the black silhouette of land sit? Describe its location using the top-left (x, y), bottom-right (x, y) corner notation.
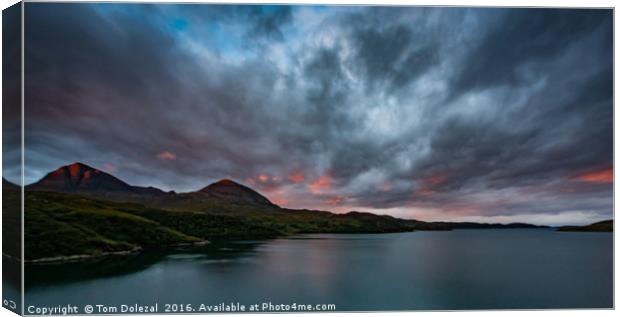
top-left (557, 220), bottom-right (613, 232)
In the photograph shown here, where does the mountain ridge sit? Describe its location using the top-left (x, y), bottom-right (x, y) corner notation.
top-left (20, 162), bottom-right (554, 228)
top-left (200, 178), bottom-right (278, 208)
top-left (29, 162), bottom-right (137, 192)
top-left (3, 162), bottom-right (565, 262)
top-left (26, 162), bottom-right (277, 208)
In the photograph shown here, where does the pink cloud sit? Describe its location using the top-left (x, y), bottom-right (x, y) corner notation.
top-left (572, 167), bottom-right (613, 183)
top-left (308, 173), bottom-right (332, 194)
top-left (326, 195), bottom-right (349, 206)
top-left (288, 172), bottom-right (305, 183)
top-left (157, 151), bottom-right (177, 161)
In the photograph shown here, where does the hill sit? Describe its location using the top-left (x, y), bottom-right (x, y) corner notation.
top-left (27, 162), bottom-right (277, 208)
top-left (9, 190), bottom-right (415, 261)
top-left (8, 162), bottom-right (551, 261)
top-left (28, 162), bottom-right (136, 192)
top-left (557, 220), bottom-right (613, 232)
top-left (12, 189), bottom-right (203, 261)
top-left (200, 179), bottom-right (277, 208)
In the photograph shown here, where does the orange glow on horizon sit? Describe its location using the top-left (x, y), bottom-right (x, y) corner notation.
top-left (263, 187), bottom-right (290, 206)
top-left (258, 174), bottom-right (269, 182)
top-left (573, 168), bottom-right (613, 183)
top-left (271, 197), bottom-right (290, 206)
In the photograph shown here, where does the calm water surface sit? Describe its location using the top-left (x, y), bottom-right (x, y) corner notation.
top-left (25, 229), bottom-right (613, 311)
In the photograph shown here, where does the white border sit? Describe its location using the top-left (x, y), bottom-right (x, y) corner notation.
top-left (0, 1), bottom-right (616, 317)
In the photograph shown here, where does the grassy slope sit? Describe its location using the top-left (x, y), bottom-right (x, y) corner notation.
top-left (11, 190), bottom-right (202, 260)
top-left (557, 220), bottom-right (613, 232)
top-left (9, 190), bottom-right (416, 260)
top-left (10, 189), bottom-right (552, 261)
top-left (136, 200), bottom-right (417, 236)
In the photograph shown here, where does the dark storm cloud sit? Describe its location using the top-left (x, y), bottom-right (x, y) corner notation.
top-left (450, 9), bottom-right (611, 97)
top-left (350, 23), bottom-right (440, 92)
top-left (24, 3), bottom-right (194, 185)
top-left (18, 4), bottom-right (613, 225)
top-left (2, 3), bottom-right (22, 183)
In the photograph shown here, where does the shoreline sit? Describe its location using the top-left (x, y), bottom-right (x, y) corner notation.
top-left (17, 240), bottom-right (210, 264)
top-left (14, 227), bottom-right (613, 264)
top-left (25, 248), bottom-right (142, 264)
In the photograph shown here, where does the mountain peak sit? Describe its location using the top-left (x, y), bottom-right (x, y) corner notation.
top-left (211, 178), bottom-right (239, 186)
top-left (56, 162), bottom-right (99, 176)
top-left (28, 163), bottom-right (278, 209)
top-left (200, 178), bottom-right (278, 208)
top-left (29, 162), bottom-right (133, 192)
top-left (68, 162), bottom-right (94, 169)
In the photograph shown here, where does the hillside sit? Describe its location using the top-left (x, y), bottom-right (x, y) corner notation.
top-left (200, 179), bottom-right (277, 207)
top-left (557, 220), bottom-right (613, 232)
top-left (10, 190), bottom-right (416, 261)
top-left (18, 190), bottom-right (203, 261)
top-left (6, 162), bottom-right (551, 262)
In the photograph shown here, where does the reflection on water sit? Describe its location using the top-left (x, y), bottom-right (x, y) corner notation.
top-left (26, 241), bottom-right (261, 287)
top-left (25, 230), bottom-right (613, 311)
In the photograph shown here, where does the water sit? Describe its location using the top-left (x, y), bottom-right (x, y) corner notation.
top-left (24, 229), bottom-right (613, 312)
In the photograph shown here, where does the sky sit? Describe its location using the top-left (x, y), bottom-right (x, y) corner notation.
top-left (6, 4), bottom-right (613, 225)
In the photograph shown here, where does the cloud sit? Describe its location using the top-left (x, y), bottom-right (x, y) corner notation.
top-left (288, 172), bottom-right (305, 183)
top-left (157, 151), bottom-right (177, 161)
top-left (2, 4), bottom-right (22, 183)
top-left (448, 9), bottom-right (611, 98)
top-left (18, 4), bottom-right (613, 225)
top-left (102, 163), bottom-right (118, 173)
top-left (308, 173), bottom-right (333, 194)
top-left (572, 168), bottom-right (613, 184)
top-left (350, 23), bottom-right (440, 92)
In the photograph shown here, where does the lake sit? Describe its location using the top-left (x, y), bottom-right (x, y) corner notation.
top-left (24, 229), bottom-right (613, 312)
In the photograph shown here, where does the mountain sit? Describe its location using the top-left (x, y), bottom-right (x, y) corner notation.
top-left (27, 162), bottom-right (277, 209)
top-left (28, 162), bottom-right (135, 192)
top-left (557, 220), bottom-right (613, 232)
top-left (12, 162), bottom-right (557, 262)
top-left (27, 162), bottom-right (176, 197)
top-left (198, 179), bottom-right (277, 208)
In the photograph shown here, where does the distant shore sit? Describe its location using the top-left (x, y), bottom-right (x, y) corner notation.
top-left (557, 220), bottom-right (613, 232)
